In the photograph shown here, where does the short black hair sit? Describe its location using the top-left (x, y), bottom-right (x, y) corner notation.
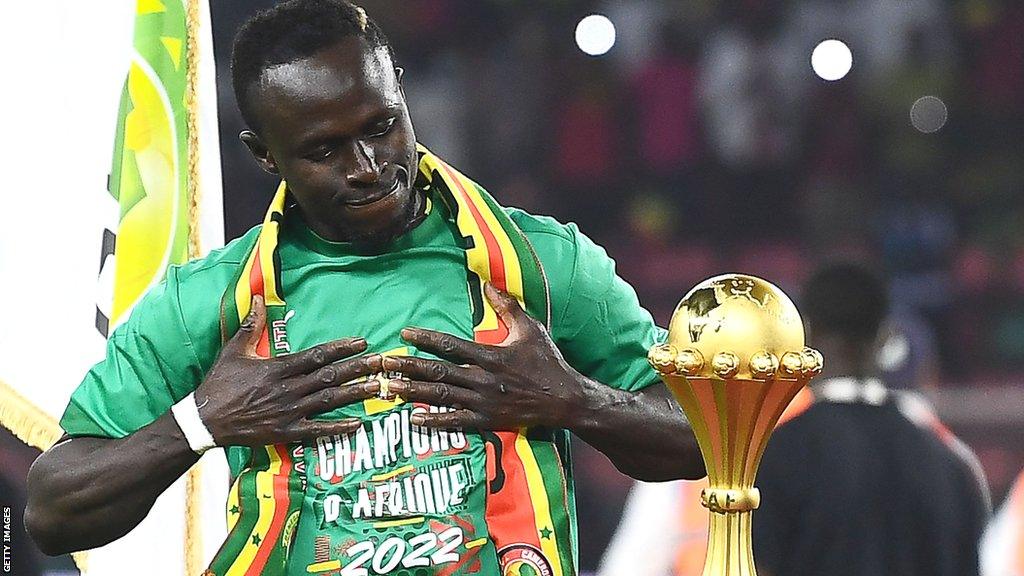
top-left (802, 263), bottom-right (889, 345)
top-left (231, 0), bottom-right (394, 131)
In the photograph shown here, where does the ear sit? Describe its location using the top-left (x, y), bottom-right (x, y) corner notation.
top-left (240, 130), bottom-right (280, 175)
top-left (395, 66), bottom-right (407, 97)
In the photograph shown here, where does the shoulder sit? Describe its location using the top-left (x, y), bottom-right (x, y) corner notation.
top-left (506, 207), bottom-right (575, 239)
top-left (505, 207), bottom-right (625, 321)
top-left (505, 208), bottom-right (583, 305)
top-left (504, 207), bottom-right (616, 294)
top-left (762, 403), bottom-right (855, 465)
top-left (138, 225), bottom-right (261, 369)
top-left (172, 225), bottom-right (262, 287)
top-left (506, 208), bottom-right (579, 263)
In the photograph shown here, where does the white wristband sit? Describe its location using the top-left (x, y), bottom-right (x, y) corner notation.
top-left (170, 392), bottom-right (217, 454)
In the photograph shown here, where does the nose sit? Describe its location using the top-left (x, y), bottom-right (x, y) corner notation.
top-left (344, 140), bottom-right (380, 188)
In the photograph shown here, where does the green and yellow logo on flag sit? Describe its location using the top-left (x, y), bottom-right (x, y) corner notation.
top-left (107, 0), bottom-right (191, 328)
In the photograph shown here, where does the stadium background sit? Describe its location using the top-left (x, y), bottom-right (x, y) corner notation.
top-left (2, 0), bottom-right (1022, 573)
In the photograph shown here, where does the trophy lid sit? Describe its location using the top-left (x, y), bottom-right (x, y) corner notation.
top-left (655, 274), bottom-right (820, 380)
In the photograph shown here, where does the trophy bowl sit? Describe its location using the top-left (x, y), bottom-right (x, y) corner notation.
top-left (649, 274), bottom-right (822, 576)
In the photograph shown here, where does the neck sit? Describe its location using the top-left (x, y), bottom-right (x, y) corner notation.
top-left (813, 337), bottom-right (878, 381)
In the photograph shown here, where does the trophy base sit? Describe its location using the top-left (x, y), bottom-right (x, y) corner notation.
top-left (701, 509), bottom-right (757, 576)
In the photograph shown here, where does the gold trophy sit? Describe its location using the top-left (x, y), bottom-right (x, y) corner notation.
top-left (648, 274), bottom-right (822, 576)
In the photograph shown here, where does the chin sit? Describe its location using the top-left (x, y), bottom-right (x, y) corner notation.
top-left (344, 187), bottom-right (421, 246)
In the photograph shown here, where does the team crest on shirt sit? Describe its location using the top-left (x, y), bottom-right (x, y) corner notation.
top-left (498, 544), bottom-right (553, 576)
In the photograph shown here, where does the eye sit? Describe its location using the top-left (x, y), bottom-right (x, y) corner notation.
top-left (367, 116), bottom-right (397, 138)
top-left (305, 146), bottom-right (333, 162)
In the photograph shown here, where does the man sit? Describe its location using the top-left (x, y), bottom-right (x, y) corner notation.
top-left (754, 264), bottom-right (990, 576)
top-left (600, 264), bottom-right (990, 576)
top-left (24, 2), bottom-right (703, 575)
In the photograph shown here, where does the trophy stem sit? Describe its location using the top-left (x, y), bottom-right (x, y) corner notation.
top-left (702, 509), bottom-right (756, 576)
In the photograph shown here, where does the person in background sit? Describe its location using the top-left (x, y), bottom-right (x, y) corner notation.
top-left (981, 469), bottom-right (1024, 576)
top-left (600, 263), bottom-right (991, 576)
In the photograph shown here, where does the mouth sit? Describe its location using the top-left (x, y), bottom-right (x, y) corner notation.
top-left (345, 177), bottom-right (403, 208)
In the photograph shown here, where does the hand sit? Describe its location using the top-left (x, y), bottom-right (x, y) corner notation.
top-left (382, 283), bottom-right (586, 431)
top-left (195, 295), bottom-right (383, 447)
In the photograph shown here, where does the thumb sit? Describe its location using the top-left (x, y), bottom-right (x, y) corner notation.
top-left (483, 282), bottom-right (525, 326)
top-left (228, 294), bottom-right (267, 356)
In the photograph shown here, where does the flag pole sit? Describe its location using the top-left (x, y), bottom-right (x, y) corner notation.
top-left (184, 0), bottom-right (204, 574)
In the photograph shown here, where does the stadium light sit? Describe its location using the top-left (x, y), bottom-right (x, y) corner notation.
top-left (575, 14), bottom-right (616, 56)
top-left (811, 39), bottom-right (853, 81)
top-left (911, 95), bottom-right (948, 133)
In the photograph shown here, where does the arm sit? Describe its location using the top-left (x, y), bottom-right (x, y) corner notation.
top-left (383, 283), bottom-right (705, 481)
top-left (26, 297), bottom-right (382, 555)
top-left (567, 376), bottom-right (702, 480)
top-left (26, 418), bottom-right (199, 555)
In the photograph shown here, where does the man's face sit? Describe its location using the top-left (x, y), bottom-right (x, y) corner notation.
top-left (243, 37), bottom-right (418, 244)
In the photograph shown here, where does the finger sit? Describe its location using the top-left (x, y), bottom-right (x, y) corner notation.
top-left (409, 409), bottom-right (485, 430)
top-left (226, 295), bottom-right (267, 357)
top-left (280, 338), bottom-right (369, 376)
top-left (380, 355), bottom-right (480, 387)
top-left (289, 417), bottom-right (363, 441)
top-left (483, 282), bottom-right (527, 331)
top-left (298, 377), bottom-right (381, 416)
top-left (300, 354), bottom-right (384, 392)
top-left (388, 380), bottom-right (482, 408)
top-left (400, 327), bottom-right (492, 365)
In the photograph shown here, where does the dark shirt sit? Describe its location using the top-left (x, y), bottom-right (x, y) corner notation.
top-left (752, 393), bottom-right (989, 576)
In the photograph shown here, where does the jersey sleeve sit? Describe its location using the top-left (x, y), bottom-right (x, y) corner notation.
top-left (512, 210), bottom-right (667, 392)
top-left (59, 266), bottom-right (205, 438)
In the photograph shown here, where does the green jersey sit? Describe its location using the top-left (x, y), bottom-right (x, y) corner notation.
top-left (61, 205), bottom-right (665, 575)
